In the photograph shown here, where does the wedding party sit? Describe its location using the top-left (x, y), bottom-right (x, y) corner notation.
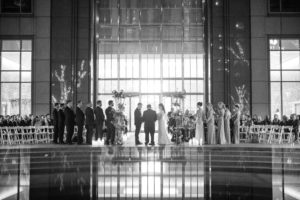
top-left (1, 0), bottom-right (300, 199)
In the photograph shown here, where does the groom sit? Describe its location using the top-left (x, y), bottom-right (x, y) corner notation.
top-left (143, 104), bottom-right (157, 146)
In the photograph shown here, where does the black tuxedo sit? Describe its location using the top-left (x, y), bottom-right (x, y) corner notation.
top-left (85, 107), bottom-right (95, 144)
top-left (105, 106), bottom-right (115, 144)
top-left (143, 109), bottom-right (157, 144)
top-left (94, 106), bottom-right (105, 140)
top-left (134, 108), bottom-right (143, 144)
top-left (64, 106), bottom-right (75, 144)
top-left (58, 109), bottom-right (65, 143)
top-left (52, 108), bottom-right (59, 143)
top-left (76, 107), bottom-right (85, 144)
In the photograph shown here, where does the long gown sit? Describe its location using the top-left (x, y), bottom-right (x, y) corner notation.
top-left (157, 111), bottom-right (171, 145)
top-left (224, 109), bottom-right (231, 144)
top-left (233, 110), bottom-right (241, 144)
top-left (195, 108), bottom-right (205, 145)
top-left (207, 109), bottom-right (215, 144)
top-left (217, 109), bottom-right (226, 144)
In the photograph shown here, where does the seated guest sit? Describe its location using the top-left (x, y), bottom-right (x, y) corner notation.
top-left (45, 114), bottom-right (53, 126)
top-left (289, 114), bottom-right (299, 141)
top-left (256, 116), bottom-right (264, 125)
top-left (263, 115), bottom-right (271, 125)
top-left (245, 115), bottom-right (253, 127)
top-left (272, 114), bottom-right (281, 125)
top-left (252, 114), bottom-right (258, 125)
top-left (280, 115), bottom-right (288, 126)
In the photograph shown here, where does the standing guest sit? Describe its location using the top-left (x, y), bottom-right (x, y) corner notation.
top-left (85, 102), bottom-right (95, 145)
top-left (58, 104), bottom-right (65, 144)
top-left (52, 103), bottom-right (59, 144)
top-left (217, 102), bottom-right (226, 144)
top-left (143, 104), bottom-right (157, 146)
top-left (94, 100), bottom-right (105, 141)
top-left (134, 103), bottom-right (143, 145)
top-left (76, 100), bottom-right (85, 145)
top-left (224, 105), bottom-right (231, 144)
top-left (195, 102), bottom-right (205, 146)
top-left (105, 100), bottom-right (115, 145)
top-left (64, 100), bottom-right (75, 145)
top-left (232, 104), bottom-right (241, 144)
top-left (206, 103), bottom-right (215, 145)
top-left (272, 114), bottom-right (281, 125)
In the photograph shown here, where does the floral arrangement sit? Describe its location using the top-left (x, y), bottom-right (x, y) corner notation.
top-left (112, 90), bottom-right (125, 99)
top-left (163, 90), bottom-right (186, 108)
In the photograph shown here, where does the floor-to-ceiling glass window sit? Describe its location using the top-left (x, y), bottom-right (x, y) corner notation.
top-left (269, 38), bottom-right (300, 117)
top-left (0, 39), bottom-right (32, 115)
top-left (95, 0), bottom-right (205, 130)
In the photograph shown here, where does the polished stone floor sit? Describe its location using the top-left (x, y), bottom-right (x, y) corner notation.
top-left (1, 133), bottom-right (300, 200)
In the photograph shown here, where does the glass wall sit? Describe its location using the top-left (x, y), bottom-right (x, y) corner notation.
top-left (96, 0), bottom-right (205, 130)
top-left (0, 40), bottom-right (32, 115)
top-left (269, 38), bottom-right (300, 117)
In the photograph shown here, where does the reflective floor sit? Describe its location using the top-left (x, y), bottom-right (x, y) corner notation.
top-left (0, 145), bottom-right (300, 200)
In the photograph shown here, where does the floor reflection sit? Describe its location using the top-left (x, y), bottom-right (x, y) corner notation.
top-left (0, 146), bottom-right (300, 200)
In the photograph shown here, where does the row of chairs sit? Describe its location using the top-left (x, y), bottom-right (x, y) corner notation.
top-left (0, 126), bottom-right (54, 145)
top-left (239, 125), bottom-right (295, 144)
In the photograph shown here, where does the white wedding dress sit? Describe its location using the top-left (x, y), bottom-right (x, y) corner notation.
top-left (157, 111), bottom-right (171, 145)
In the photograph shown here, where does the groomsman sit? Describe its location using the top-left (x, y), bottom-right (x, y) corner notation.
top-left (134, 103), bottom-right (143, 145)
top-left (85, 102), bottom-right (95, 145)
top-left (58, 103), bottom-right (65, 144)
top-left (64, 100), bottom-right (75, 145)
top-left (94, 100), bottom-right (105, 141)
top-left (75, 100), bottom-right (85, 145)
top-left (52, 103), bottom-right (59, 144)
top-left (105, 100), bottom-right (115, 145)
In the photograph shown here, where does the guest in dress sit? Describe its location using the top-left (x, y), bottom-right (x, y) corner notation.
top-left (195, 102), bottom-right (205, 145)
top-left (217, 102), bottom-right (226, 144)
top-left (224, 105), bottom-right (231, 144)
top-left (75, 100), bottom-right (85, 145)
top-left (206, 103), bottom-right (215, 145)
top-left (232, 104), bottom-right (241, 144)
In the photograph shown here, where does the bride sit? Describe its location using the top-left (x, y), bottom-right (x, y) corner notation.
top-left (157, 103), bottom-right (171, 145)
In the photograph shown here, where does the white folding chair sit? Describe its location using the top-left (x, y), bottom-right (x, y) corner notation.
top-left (22, 126), bottom-right (36, 144)
top-left (47, 126), bottom-right (54, 143)
top-left (281, 126), bottom-right (293, 144)
top-left (0, 127), bottom-right (10, 145)
top-left (35, 126), bottom-right (49, 143)
top-left (239, 126), bottom-right (249, 143)
top-left (270, 126), bottom-right (282, 144)
top-left (248, 125), bottom-right (261, 143)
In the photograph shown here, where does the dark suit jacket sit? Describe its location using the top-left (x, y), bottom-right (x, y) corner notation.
top-left (134, 108), bottom-right (143, 125)
top-left (64, 106), bottom-right (75, 127)
top-left (58, 109), bottom-right (65, 128)
top-left (94, 106), bottom-right (105, 125)
top-left (85, 107), bottom-right (95, 125)
top-left (105, 106), bottom-right (115, 124)
top-left (143, 109), bottom-right (157, 129)
top-left (52, 108), bottom-right (59, 126)
top-left (76, 107), bottom-right (85, 126)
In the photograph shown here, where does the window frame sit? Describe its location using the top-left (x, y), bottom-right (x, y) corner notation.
top-left (0, 37), bottom-right (33, 115)
top-left (269, 35), bottom-right (300, 117)
top-left (0, 0), bottom-right (33, 16)
top-left (268, 0), bottom-right (300, 15)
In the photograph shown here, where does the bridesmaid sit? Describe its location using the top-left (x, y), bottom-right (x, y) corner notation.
top-left (232, 104), bottom-right (241, 144)
top-left (217, 102), bottom-right (226, 144)
top-left (195, 102), bottom-right (205, 146)
top-left (224, 105), bottom-right (231, 144)
top-left (206, 103), bottom-right (215, 145)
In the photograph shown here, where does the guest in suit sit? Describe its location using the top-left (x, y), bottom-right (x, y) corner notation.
top-left (105, 100), bottom-right (115, 145)
top-left (64, 100), bottom-right (75, 145)
top-left (94, 100), bottom-right (105, 141)
top-left (52, 103), bottom-right (59, 144)
top-left (58, 103), bottom-right (65, 144)
top-left (143, 104), bottom-right (157, 146)
top-left (134, 103), bottom-right (143, 145)
top-left (272, 114), bottom-right (281, 125)
top-left (76, 100), bottom-right (85, 144)
top-left (85, 102), bottom-right (95, 145)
